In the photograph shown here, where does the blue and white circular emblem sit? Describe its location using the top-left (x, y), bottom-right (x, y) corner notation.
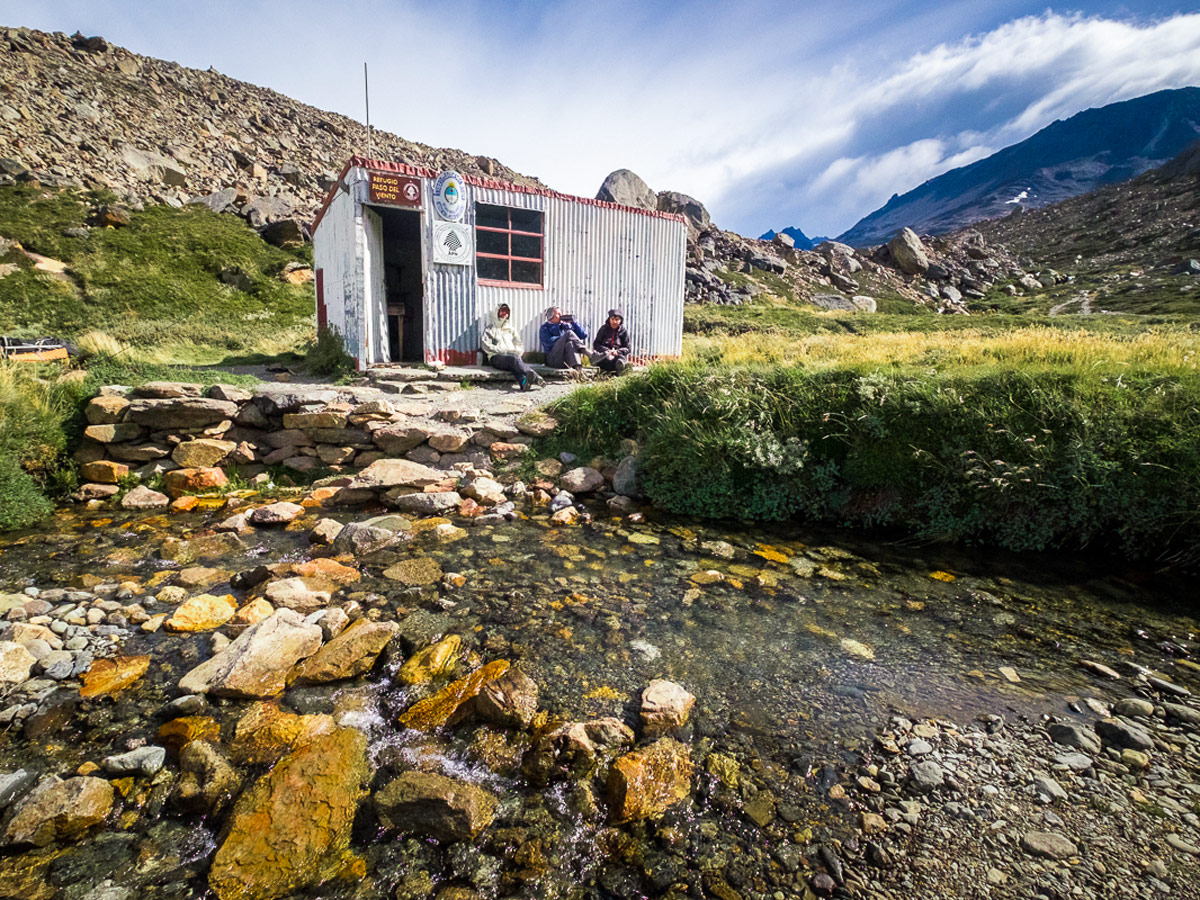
top-left (433, 170), bottom-right (466, 221)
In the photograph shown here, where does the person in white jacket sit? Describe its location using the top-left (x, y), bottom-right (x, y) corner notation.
top-left (480, 304), bottom-right (544, 391)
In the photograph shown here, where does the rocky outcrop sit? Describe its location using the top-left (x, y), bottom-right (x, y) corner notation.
top-left (595, 169), bottom-right (657, 210)
top-left (657, 190), bottom-right (711, 235)
top-left (209, 728), bottom-right (369, 900)
top-left (886, 228), bottom-right (930, 275)
top-left (0, 26), bottom-right (539, 233)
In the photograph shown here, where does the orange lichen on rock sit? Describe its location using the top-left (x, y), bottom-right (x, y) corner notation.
top-left (79, 655), bottom-right (151, 698)
top-left (398, 660), bottom-right (510, 732)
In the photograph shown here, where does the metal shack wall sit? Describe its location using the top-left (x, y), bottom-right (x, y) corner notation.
top-left (473, 187), bottom-right (686, 361)
top-left (311, 187), bottom-right (364, 363)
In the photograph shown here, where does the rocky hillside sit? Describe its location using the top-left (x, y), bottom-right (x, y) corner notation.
top-left (969, 140), bottom-right (1200, 315)
top-left (0, 25), bottom-right (538, 234)
top-left (839, 88), bottom-right (1200, 248)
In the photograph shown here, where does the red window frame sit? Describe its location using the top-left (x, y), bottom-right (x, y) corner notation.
top-left (475, 204), bottom-right (544, 289)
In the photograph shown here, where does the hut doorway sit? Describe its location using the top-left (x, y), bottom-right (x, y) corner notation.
top-left (370, 206), bottom-right (424, 363)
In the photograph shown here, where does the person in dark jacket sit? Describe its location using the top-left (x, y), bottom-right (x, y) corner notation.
top-left (539, 306), bottom-right (588, 369)
top-left (592, 308), bottom-right (630, 375)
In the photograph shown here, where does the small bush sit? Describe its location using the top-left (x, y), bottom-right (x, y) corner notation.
top-left (304, 326), bottom-right (356, 376)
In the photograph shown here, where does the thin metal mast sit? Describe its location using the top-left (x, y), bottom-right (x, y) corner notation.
top-left (364, 62), bottom-right (372, 159)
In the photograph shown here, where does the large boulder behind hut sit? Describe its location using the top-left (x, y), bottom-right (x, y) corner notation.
top-left (596, 169), bottom-right (658, 211)
top-left (657, 190), bottom-right (711, 235)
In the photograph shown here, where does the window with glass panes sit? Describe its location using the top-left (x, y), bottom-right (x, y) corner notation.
top-left (475, 204), bottom-right (544, 286)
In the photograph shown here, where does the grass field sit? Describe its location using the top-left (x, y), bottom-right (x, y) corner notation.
top-left (0, 184), bottom-right (315, 364)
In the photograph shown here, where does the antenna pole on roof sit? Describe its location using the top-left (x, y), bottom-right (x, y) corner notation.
top-left (363, 62), bottom-right (372, 160)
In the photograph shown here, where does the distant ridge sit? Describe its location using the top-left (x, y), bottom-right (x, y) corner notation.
top-left (760, 225), bottom-right (820, 250)
top-left (837, 87), bottom-right (1200, 247)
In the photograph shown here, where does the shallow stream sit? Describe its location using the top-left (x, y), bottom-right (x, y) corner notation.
top-left (0, 503), bottom-right (1196, 899)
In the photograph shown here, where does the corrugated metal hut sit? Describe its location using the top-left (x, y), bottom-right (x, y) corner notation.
top-left (311, 156), bottom-right (686, 368)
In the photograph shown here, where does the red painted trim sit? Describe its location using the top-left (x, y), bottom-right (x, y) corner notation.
top-left (478, 279), bottom-right (545, 290)
top-left (315, 269), bottom-right (326, 330)
top-left (477, 252), bottom-right (542, 263)
top-left (429, 348), bottom-right (478, 366)
top-left (476, 225), bottom-right (543, 237)
top-left (308, 156), bottom-right (689, 231)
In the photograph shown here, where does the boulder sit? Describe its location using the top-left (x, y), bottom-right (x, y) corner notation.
top-left (390, 491), bottom-right (462, 515)
top-left (261, 219), bottom-right (305, 247)
top-left (460, 475), bottom-right (505, 505)
top-left (372, 426), bottom-right (430, 454)
top-left (178, 609), bottom-right (323, 698)
top-left (121, 485), bottom-right (169, 509)
top-left (397, 635), bottom-right (461, 685)
top-left (476, 668), bottom-right (539, 729)
top-left (173, 739), bottom-right (240, 815)
top-left (83, 422), bottom-right (144, 443)
top-left (228, 701), bottom-right (336, 766)
top-left (1047, 721), bottom-right (1101, 754)
top-left (886, 227), bottom-right (930, 275)
top-left (308, 518), bottom-right (343, 545)
top-left (1021, 831), bottom-right (1077, 860)
top-left (79, 655), bottom-right (151, 698)
top-left (375, 771), bottom-right (497, 842)
top-left (209, 729), bottom-right (368, 900)
top-left (79, 460), bottom-right (129, 484)
top-left (348, 458), bottom-right (444, 491)
top-left (163, 467), bottom-right (228, 498)
top-left (249, 501), bottom-right (305, 526)
top-left (172, 439), bottom-right (236, 468)
top-left (656, 190), bottom-right (711, 234)
top-left (382, 557), bottom-right (444, 586)
top-left (398, 660), bottom-right (510, 731)
top-left (330, 522), bottom-right (396, 556)
top-left (1, 775), bottom-right (114, 847)
top-left (84, 394), bottom-right (130, 425)
top-left (640, 680), bottom-right (695, 738)
top-left (165, 593), bottom-right (239, 632)
top-left (128, 397), bottom-right (239, 428)
top-left (0, 641), bottom-right (36, 684)
top-left (291, 620), bottom-right (399, 684)
top-left (595, 169), bottom-right (657, 210)
top-left (263, 577), bottom-right (331, 614)
top-left (560, 467), bottom-right (605, 494)
top-left (607, 738), bottom-right (693, 823)
top-left (101, 746), bottom-right (166, 778)
top-left (1095, 717), bottom-right (1154, 752)
top-left (612, 456), bottom-right (641, 498)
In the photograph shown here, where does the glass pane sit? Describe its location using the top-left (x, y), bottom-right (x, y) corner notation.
top-left (476, 230), bottom-right (508, 255)
top-left (510, 208), bottom-right (543, 233)
top-left (478, 257), bottom-right (509, 281)
top-left (475, 204), bottom-right (509, 230)
top-left (511, 233), bottom-right (541, 260)
top-left (511, 260), bottom-right (542, 284)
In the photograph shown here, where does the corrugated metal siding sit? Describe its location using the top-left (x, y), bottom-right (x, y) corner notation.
top-left (473, 187), bottom-right (685, 360)
top-left (321, 167), bottom-right (685, 365)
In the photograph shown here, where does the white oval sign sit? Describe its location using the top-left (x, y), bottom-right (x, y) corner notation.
top-left (433, 170), bottom-right (466, 221)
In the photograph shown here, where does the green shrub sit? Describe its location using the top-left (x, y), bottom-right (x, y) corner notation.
top-left (303, 326), bottom-right (356, 376)
top-left (549, 362), bottom-right (1200, 565)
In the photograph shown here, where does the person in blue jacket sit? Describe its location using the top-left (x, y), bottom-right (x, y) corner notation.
top-left (539, 306), bottom-right (588, 369)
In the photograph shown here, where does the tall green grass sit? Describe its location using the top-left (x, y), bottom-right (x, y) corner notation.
top-left (551, 360), bottom-right (1200, 566)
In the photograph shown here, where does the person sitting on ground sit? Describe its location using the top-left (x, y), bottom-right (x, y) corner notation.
top-left (539, 306), bottom-right (588, 370)
top-left (481, 303), bottom-right (543, 392)
top-left (592, 308), bottom-right (630, 375)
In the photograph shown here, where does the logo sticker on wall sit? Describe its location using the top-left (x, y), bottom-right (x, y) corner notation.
top-left (433, 170), bottom-right (466, 221)
top-left (433, 222), bottom-right (471, 265)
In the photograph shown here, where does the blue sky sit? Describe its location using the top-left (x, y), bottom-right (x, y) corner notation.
top-left (7, 1), bottom-right (1200, 237)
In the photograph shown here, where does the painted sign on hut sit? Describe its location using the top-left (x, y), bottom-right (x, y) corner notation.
top-left (311, 156), bottom-right (687, 368)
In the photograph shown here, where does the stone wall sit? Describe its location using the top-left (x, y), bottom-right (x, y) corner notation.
top-left (73, 381), bottom-right (556, 507)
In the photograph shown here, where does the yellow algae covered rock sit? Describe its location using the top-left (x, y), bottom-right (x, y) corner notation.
top-left (229, 701), bottom-right (336, 766)
top-left (292, 558), bottom-right (360, 587)
top-left (291, 620), bottom-right (399, 684)
top-left (840, 638), bottom-right (875, 661)
top-left (399, 660), bottom-right (509, 732)
top-left (156, 716), bottom-right (221, 755)
top-left (209, 728), bottom-right (368, 900)
top-left (607, 738), bottom-right (694, 823)
top-left (690, 570), bottom-right (724, 585)
top-left (383, 557), bottom-right (444, 586)
top-left (398, 635), bottom-right (461, 685)
top-left (165, 594), bottom-right (238, 632)
top-left (79, 655), bottom-right (150, 698)
top-left (753, 545), bottom-right (790, 564)
top-left (929, 570), bottom-right (956, 582)
top-left (1, 775), bottom-right (115, 847)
